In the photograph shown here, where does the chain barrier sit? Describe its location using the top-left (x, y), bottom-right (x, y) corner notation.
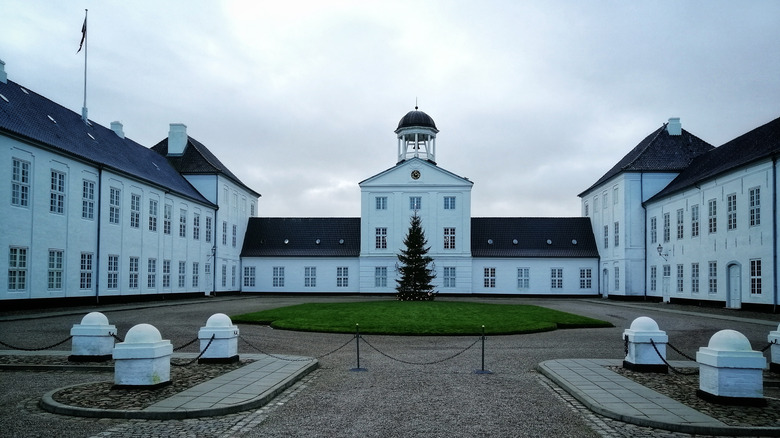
top-left (239, 334), bottom-right (349, 362)
top-left (760, 339), bottom-right (777, 352)
top-left (360, 335), bottom-right (481, 366)
top-left (171, 334), bottom-right (215, 367)
top-left (665, 340), bottom-right (697, 362)
top-left (0, 335), bottom-right (73, 351)
top-left (649, 339), bottom-right (698, 375)
top-left (173, 336), bottom-right (200, 352)
top-left (110, 332), bottom-right (124, 343)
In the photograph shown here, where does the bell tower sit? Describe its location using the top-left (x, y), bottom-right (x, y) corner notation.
top-left (395, 107), bottom-right (439, 164)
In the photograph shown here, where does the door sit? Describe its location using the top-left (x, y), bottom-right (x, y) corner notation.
top-left (602, 269), bottom-right (608, 297)
top-left (662, 264), bottom-right (671, 303)
top-left (728, 264), bottom-right (742, 309)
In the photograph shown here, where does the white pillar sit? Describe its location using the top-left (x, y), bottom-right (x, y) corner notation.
top-left (696, 329), bottom-right (766, 405)
top-left (113, 323), bottom-right (173, 388)
top-left (767, 323), bottom-right (780, 372)
top-left (69, 312), bottom-right (116, 362)
top-left (197, 313), bottom-right (240, 363)
top-left (622, 316), bottom-right (668, 372)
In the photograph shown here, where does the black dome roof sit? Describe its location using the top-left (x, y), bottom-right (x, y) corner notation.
top-left (396, 109), bottom-right (437, 131)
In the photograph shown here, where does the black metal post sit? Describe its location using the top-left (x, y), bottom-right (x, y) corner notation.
top-left (474, 325), bottom-right (493, 374)
top-left (351, 323), bottom-right (367, 372)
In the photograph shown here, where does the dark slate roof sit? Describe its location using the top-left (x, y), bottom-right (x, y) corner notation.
top-left (395, 109), bottom-right (438, 132)
top-left (151, 136), bottom-right (260, 198)
top-left (0, 79), bottom-right (212, 206)
top-left (579, 123), bottom-right (714, 197)
top-left (649, 115), bottom-right (780, 202)
top-left (241, 217), bottom-right (361, 257)
top-left (471, 217), bottom-right (599, 258)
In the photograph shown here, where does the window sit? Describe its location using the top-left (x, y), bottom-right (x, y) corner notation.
top-left (691, 205), bottom-right (699, 237)
top-left (205, 216), bottom-right (212, 243)
top-left (750, 259), bottom-right (762, 295)
top-left (337, 267), bottom-right (349, 287)
top-left (614, 267), bottom-right (620, 290)
top-left (603, 191), bottom-right (608, 208)
top-left (579, 268), bottom-right (592, 289)
top-left (409, 196), bottom-right (421, 210)
top-left (584, 203), bottom-right (589, 216)
top-left (663, 212), bottom-right (670, 242)
top-left (691, 263), bottom-right (699, 294)
top-left (650, 266), bottom-right (657, 292)
top-left (676, 209), bottom-right (684, 239)
top-left (163, 204), bottom-right (172, 235)
top-left (232, 265), bottom-right (236, 288)
top-left (376, 196), bottom-right (387, 210)
top-left (178, 261), bottom-right (186, 288)
top-left (375, 227), bottom-right (387, 249)
top-left (82, 180), bottom-right (95, 219)
top-left (444, 196), bottom-right (456, 210)
top-left (708, 199), bottom-right (717, 233)
top-left (708, 261), bottom-right (717, 294)
top-left (205, 263), bottom-right (211, 282)
top-left (676, 264), bottom-right (683, 293)
top-left (107, 255), bottom-right (119, 289)
top-left (594, 196), bottom-right (599, 211)
top-left (244, 266), bottom-right (256, 287)
top-left (147, 258), bottom-right (157, 288)
top-left (47, 250), bottom-right (63, 290)
top-left (551, 268), bottom-right (563, 289)
top-left (232, 225), bottom-right (237, 247)
top-left (193, 214), bottom-right (200, 240)
top-left (129, 257), bottom-right (139, 289)
top-left (444, 227), bottom-right (456, 249)
top-left (603, 225), bottom-right (609, 248)
top-left (129, 194), bottom-right (140, 228)
top-left (444, 267), bottom-right (456, 288)
top-left (614, 222), bottom-right (619, 247)
top-left (11, 158), bottom-right (30, 207)
top-left (613, 186), bottom-right (619, 204)
top-left (305, 267), bottom-right (316, 287)
top-left (375, 267), bottom-right (387, 288)
top-left (148, 199), bottom-right (158, 231)
top-left (749, 187), bottom-right (761, 226)
top-left (109, 187), bottom-right (121, 224)
top-left (663, 264), bottom-right (671, 280)
top-left (162, 260), bottom-right (171, 289)
top-left (179, 209), bottom-right (187, 238)
top-left (222, 221), bottom-right (228, 245)
top-left (80, 253), bottom-right (93, 289)
top-left (727, 193), bottom-right (737, 230)
top-left (484, 267), bottom-right (496, 288)
top-left (222, 264), bottom-right (227, 287)
top-left (273, 267), bottom-right (284, 287)
top-left (650, 217), bottom-right (657, 243)
top-left (518, 267), bottom-right (530, 289)
top-left (192, 262), bottom-right (199, 288)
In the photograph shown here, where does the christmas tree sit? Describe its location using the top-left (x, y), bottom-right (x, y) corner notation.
top-left (396, 214), bottom-right (437, 301)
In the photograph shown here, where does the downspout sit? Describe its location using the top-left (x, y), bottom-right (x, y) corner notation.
top-left (773, 156), bottom-right (778, 312)
top-left (95, 166), bottom-right (102, 304)
top-left (641, 173), bottom-right (647, 301)
top-left (212, 177), bottom-right (218, 296)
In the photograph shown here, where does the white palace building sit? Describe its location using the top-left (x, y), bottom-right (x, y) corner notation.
top-left (2, 59), bottom-right (779, 310)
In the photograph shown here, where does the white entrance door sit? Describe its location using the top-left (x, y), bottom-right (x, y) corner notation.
top-left (662, 265), bottom-right (671, 303)
top-left (602, 269), bottom-right (608, 297)
top-left (728, 264), bottom-right (742, 309)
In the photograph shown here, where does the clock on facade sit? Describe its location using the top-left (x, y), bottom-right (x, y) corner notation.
top-left (411, 170), bottom-right (421, 180)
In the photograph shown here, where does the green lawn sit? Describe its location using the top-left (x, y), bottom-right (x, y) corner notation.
top-left (232, 301), bottom-right (612, 335)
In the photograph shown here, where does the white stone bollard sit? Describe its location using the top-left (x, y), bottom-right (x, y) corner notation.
top-left (622, 316), bottom-right (668, 373)
top-left (696, 329), bottom-right (766, 406)
top-left (768, 324), bottom-right (780, 373)
top-left (69, 312), bottom-right (116, 362)
top-left (112, 323), bottom-right (173, 388)
top-left (198, 313), bottom-right (239, 363)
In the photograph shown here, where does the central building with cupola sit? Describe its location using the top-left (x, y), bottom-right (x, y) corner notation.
top-left (240, 109), bottom-right (600, 295)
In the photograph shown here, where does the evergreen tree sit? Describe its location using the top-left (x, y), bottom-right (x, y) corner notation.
top-left (396, 214), bottom-right (437, 301)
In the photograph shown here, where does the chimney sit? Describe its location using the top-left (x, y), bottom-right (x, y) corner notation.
top-left (0, 59), bottom-right (7, 84)
top-left (110, 121), bottom-right (125, 139)
top-left (666, 117), bottom-right (681, 136)
top-left (167, 123), bottom-right (188, 155)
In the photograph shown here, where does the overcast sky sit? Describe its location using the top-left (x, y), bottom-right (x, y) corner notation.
top-left (3, 1), bottom-right (780, 217)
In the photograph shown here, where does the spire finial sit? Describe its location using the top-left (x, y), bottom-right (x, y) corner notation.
top-left (415, 97), bottom-right (418, 110)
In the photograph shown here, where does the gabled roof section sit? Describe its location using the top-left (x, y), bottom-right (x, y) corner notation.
top-left (649, 115), bottom-right (780, 202)
top-left (471, 217), bottom-right (598, 258)
top-left (0, 79), bottom-right (212, 206)
top-left (359, 157), bottom-right (472, 186)
top-left (579, 123), bottom-right (713, 197)
top-left (241, 217), bottom-right (361, 257)
top-left (151, 136), bottom-right (260, 198)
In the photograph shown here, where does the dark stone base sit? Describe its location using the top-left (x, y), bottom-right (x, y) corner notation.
top-left (623, 360), bottom-right (668, 373)
top-left (770, 362), bottom-right (780, 374)
top-left (112, 380), bottom-right (172, 390)
top-left (696, 389), bottom-right (767, 407)
top-left (198, 355), bottom-right (239, 364)
top-left (68, 354), bottom-right (112, 363)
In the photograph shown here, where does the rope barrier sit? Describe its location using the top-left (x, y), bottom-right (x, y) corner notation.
top-left (171, 334), bottom-right (215, 367)
top-left (360, 335), bottom-right (481, 366)
top-left (0, 335), bottom-right (73, 351)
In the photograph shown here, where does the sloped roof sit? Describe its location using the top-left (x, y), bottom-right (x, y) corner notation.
top-left (0, 79), bottom-right (212, 206)
top-left (359, 157), bottom-right (473, 186)
top-left (241, 217), bottom-right (361, 257)
top-left (649, 115), bottom-right (780, 202)
top-left (471, 217), bottom-right (599, 258)
top-left (579, 124), bottom-right (714, 197)
top-left (151, 136), bottom-right (260, 197)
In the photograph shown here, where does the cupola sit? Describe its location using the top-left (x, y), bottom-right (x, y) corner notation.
top-left (395, 107), bottom-right (438, 164)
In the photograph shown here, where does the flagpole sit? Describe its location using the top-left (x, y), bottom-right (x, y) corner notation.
top-left (81, 9), bottom-right (88, 123)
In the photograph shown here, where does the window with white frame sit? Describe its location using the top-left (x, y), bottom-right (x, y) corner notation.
top-left (650, 266), bottom-right (657, 292)
top-left (444, 196), bottom-right (455, 210)
top-left (164, 204), bottom-right (172, 234)
top-left (82, 180), bottom-right (95, 220)
top-left (178, 261), bottom-right (186, 288)
top-left (337, 267), bottom-right (349, 287)
top-left (691, 204), bottom-right (699, 237)
top-left (375, 227), bottom-right (387, 249)
top-left (221, 264), bottom-right (227, 287)
top-left (179, 209), bottom-right (187, 238)
top-left (50, 171), bottom-right (67, 213)
top-left (192, 262), bottom-right (199, 288)
top-left (47, 250), bottom-right (63, 290)
top-left (551, 268), bottom-right (563, 289)
top-left (614, 267), bottom-right (619, 290)
top-left (444, 267), bottom-right (456, 288)
top-left (749, 187), bottom-right (760, 226)
top-left (579, 268), bottom-right (592, 289)
top-left (107, 255), bottom-right (119, 289)
top-left (193, 214), bottom-right (200, 240)
top-left (750, 259), bottom-right (762, 295)
top-left (409, 196), bottom-right (421, 210)
top-left (376, 196), bottom-right (387, 210)
top-left (518, 267), bottom-right (530, 289)
top-left (80, 253), bottom-right (93, 289)
top-left (232, 265), bottom-right (236, 288)
top-left (375, 266), bottom-right (387, 288)
top-left (650, 217), bottom-right (657, 243)
top-left (594, 196), bottom-right (599, 211)
top-left (613, 186), bottom-right (619, 204)
top-left (676, 209), bottom-right (684, 239)
top-left (584, 202), bottom-right (589, 216)
top-left (273, 266), bottom-right (284, 287)
top-left (614, 222), bottom-right (619, 247)
top-left (676, 264), bottom-right (683, 293)
top-left (444, 227), bottom-right (456, 249)
top-left (147, 258), bottom-right (157, 288)
top-left (222, 221), bottom-right (228, 245)
top-left (232, 225), bottom-right (237, 247)
top-left (305, 266), bottom-right (316, 287)
top-left (162, 260), bottom-right (171, 289)
top-left (603, 225), bottom-right (609, 248)
top-left (663, 212), bottom-right (670, 242)
top-left (205, 216), bottom-right (212, 243)
top-left (129, 257), bottom-right (139, 289)
top-left (244, 266), bottom-right (256, 287)
top-left (691, 263), bottom-right (699, 294)
top-left (11, 158), bottom-right (30, 207)
top-left (727, 193), bottom-right (737, 230)
top-left (109, 187), bottom-right (121, 224)
top-left (130, 194), bottom-right (140, 228)
top-left (484, 267), bottom-right (496, 288)
top-left (148, 199), bottom-right (158, 231)
top-left (708, 199), bottom-right (717, 233)
top-left (708, 261), bottom-right (717, 293)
